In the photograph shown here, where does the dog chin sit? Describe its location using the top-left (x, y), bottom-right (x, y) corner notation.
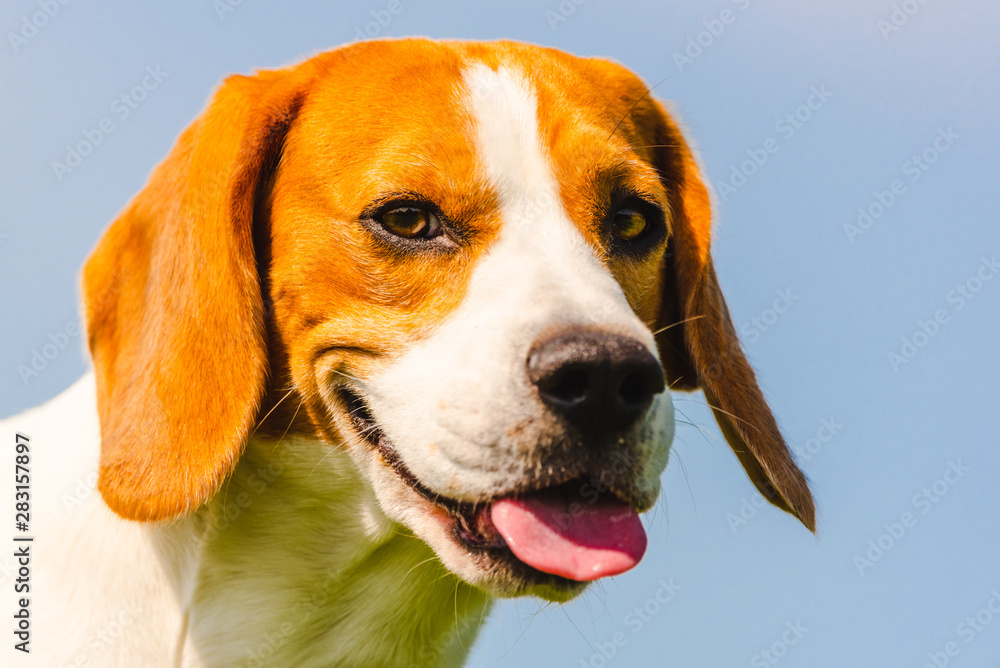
top-left (330, 384), bottom-right (671, 601)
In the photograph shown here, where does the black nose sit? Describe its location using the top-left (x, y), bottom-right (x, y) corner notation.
top-left (527, 329), bottom-right (666, 439)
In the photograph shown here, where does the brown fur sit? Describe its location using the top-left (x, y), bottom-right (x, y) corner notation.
top-left (82, 39), bottom-right (813, 530)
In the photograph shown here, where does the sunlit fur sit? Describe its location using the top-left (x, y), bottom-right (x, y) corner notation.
top-left (0, 39), bottom-right (813, 667)
top-left (4, 376), bottom-right (488, 667)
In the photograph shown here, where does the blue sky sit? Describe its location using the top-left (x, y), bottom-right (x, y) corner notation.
top-left (2, 1), bottom-right (998, 666)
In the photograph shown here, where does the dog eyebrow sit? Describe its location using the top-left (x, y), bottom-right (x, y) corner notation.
top-left (579, 165), bottom-right (672, 233)
top-left (22, 38), bottom-right (818, 668)
top-left (360, 190), bottom-right (439, 216)
top-left (359, 189), bottom-right (492, 245)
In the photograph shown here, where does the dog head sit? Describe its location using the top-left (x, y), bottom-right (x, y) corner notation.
top-left (83, 39), bottom-right (813, 601)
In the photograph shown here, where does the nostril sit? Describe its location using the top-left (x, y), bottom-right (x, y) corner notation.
top-left (618, 372), bottom-right (650, 408)
top-left (527, 329), bottom-right (665, 438)
top-left (545, 367), bottom-right (590, 405)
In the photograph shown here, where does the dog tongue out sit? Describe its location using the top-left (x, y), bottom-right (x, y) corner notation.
top-left (490, 492), bottom-right (647, 582)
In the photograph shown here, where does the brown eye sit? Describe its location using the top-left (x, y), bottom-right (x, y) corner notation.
top-left (378, 206), bottom-right (443, 239)
top-left (612, 207), bottom-right (648, 242)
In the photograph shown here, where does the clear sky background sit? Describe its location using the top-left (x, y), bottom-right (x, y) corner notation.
top-left (2, 1), bottom-right (998, 666)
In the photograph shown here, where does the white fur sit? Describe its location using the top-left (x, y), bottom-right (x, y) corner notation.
top-left (2, 376), bottom-right (188, 666)
top-left (1, 375), bottom-right (489, 667)
top-left (355, 64), bottom-right (674, 593)
top-left (0, 62), bottom-right (674, 668)
top-left (368, 64), bottom-right (668, 498)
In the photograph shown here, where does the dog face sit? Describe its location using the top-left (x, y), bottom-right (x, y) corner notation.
top-left (83, 40), bottom-right (813, 601)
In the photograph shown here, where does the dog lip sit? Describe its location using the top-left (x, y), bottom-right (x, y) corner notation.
top-left (339, 386), bottom-right (512, 552)
top-left (338, 385), bottom-right (577, 511)
top-left (340, 386), bottom-right (403, 469)
top-left (336, 385), bottom-right (643, 583)
top-left (338, 386), bottom-right (475, 514)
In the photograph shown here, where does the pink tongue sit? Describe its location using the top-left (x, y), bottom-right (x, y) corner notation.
top-left (490, 494), bottom-right (647, 582)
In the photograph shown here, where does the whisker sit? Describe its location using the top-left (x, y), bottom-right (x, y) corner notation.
top-left (607, 74), bottom-right (676, 140)
top-left (701, 399), bottom-right (757, 431)
top-left (308, 448), bottom-right (336, 477)
top-left (561, 606), bottom-right (598, 658)
top-left (501, 600), bottom-right (549, 657)
top-left (671, 445), bottom-right (697, 514)
top-left (498, 598), bottom-right (508, 661)
top-left (476, 598), bottom-right (490, 666)
top-left (250, 386), bottom-right (296, 436)
top-left (401, 555), bottom-right (441, 583)
top-left (330, 368), bottom-right (364, 384)
top-left (271, 397), bottom-right (303, 454)
top-left (430, 569), bottom-right (459, 585)
top-left (389, 528), bottom-right (421, 540)
top-left (668, 376), bottom-right (692, 390)
top-left (454, 580), bottom-right (465, 653)
top-left (630, 143), bottom-right (682, 151)
top-left (673, 406), bottom-right (725, 447)
top-left (650, 314), bottom-right (706, 336)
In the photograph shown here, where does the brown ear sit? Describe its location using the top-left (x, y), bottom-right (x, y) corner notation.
top-left (83, 66), bottom-right (310, 521)
top-left (647, 101), bottom-right (815, 531)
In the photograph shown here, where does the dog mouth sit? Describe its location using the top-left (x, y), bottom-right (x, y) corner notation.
top-left (338, 387), bottom-right (648, 584)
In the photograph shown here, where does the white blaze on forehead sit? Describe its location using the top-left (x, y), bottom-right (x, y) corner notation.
top-left (359, 62), bottom-right (669, 501)
top-left (463, 64), bottom-right (557, 225)
top-left (460, 63), bottom-right (651, 332)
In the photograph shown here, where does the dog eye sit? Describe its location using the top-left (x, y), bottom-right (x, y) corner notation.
top-left (377, 206), bottom-right (443, 239)
top-left (611, 207), bottom-right (648, 243)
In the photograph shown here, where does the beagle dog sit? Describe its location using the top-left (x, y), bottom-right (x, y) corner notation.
top-left (2, 38), bottom-right (813, 667)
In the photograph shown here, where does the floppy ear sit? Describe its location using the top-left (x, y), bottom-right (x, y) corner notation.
top-left (647, 100), bottom-right (815, 531)
top-left (82, 67), bottom-right (309, 521)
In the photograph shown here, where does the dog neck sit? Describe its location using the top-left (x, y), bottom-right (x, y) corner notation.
top-left (175, 434), bottom-right (492, 666)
